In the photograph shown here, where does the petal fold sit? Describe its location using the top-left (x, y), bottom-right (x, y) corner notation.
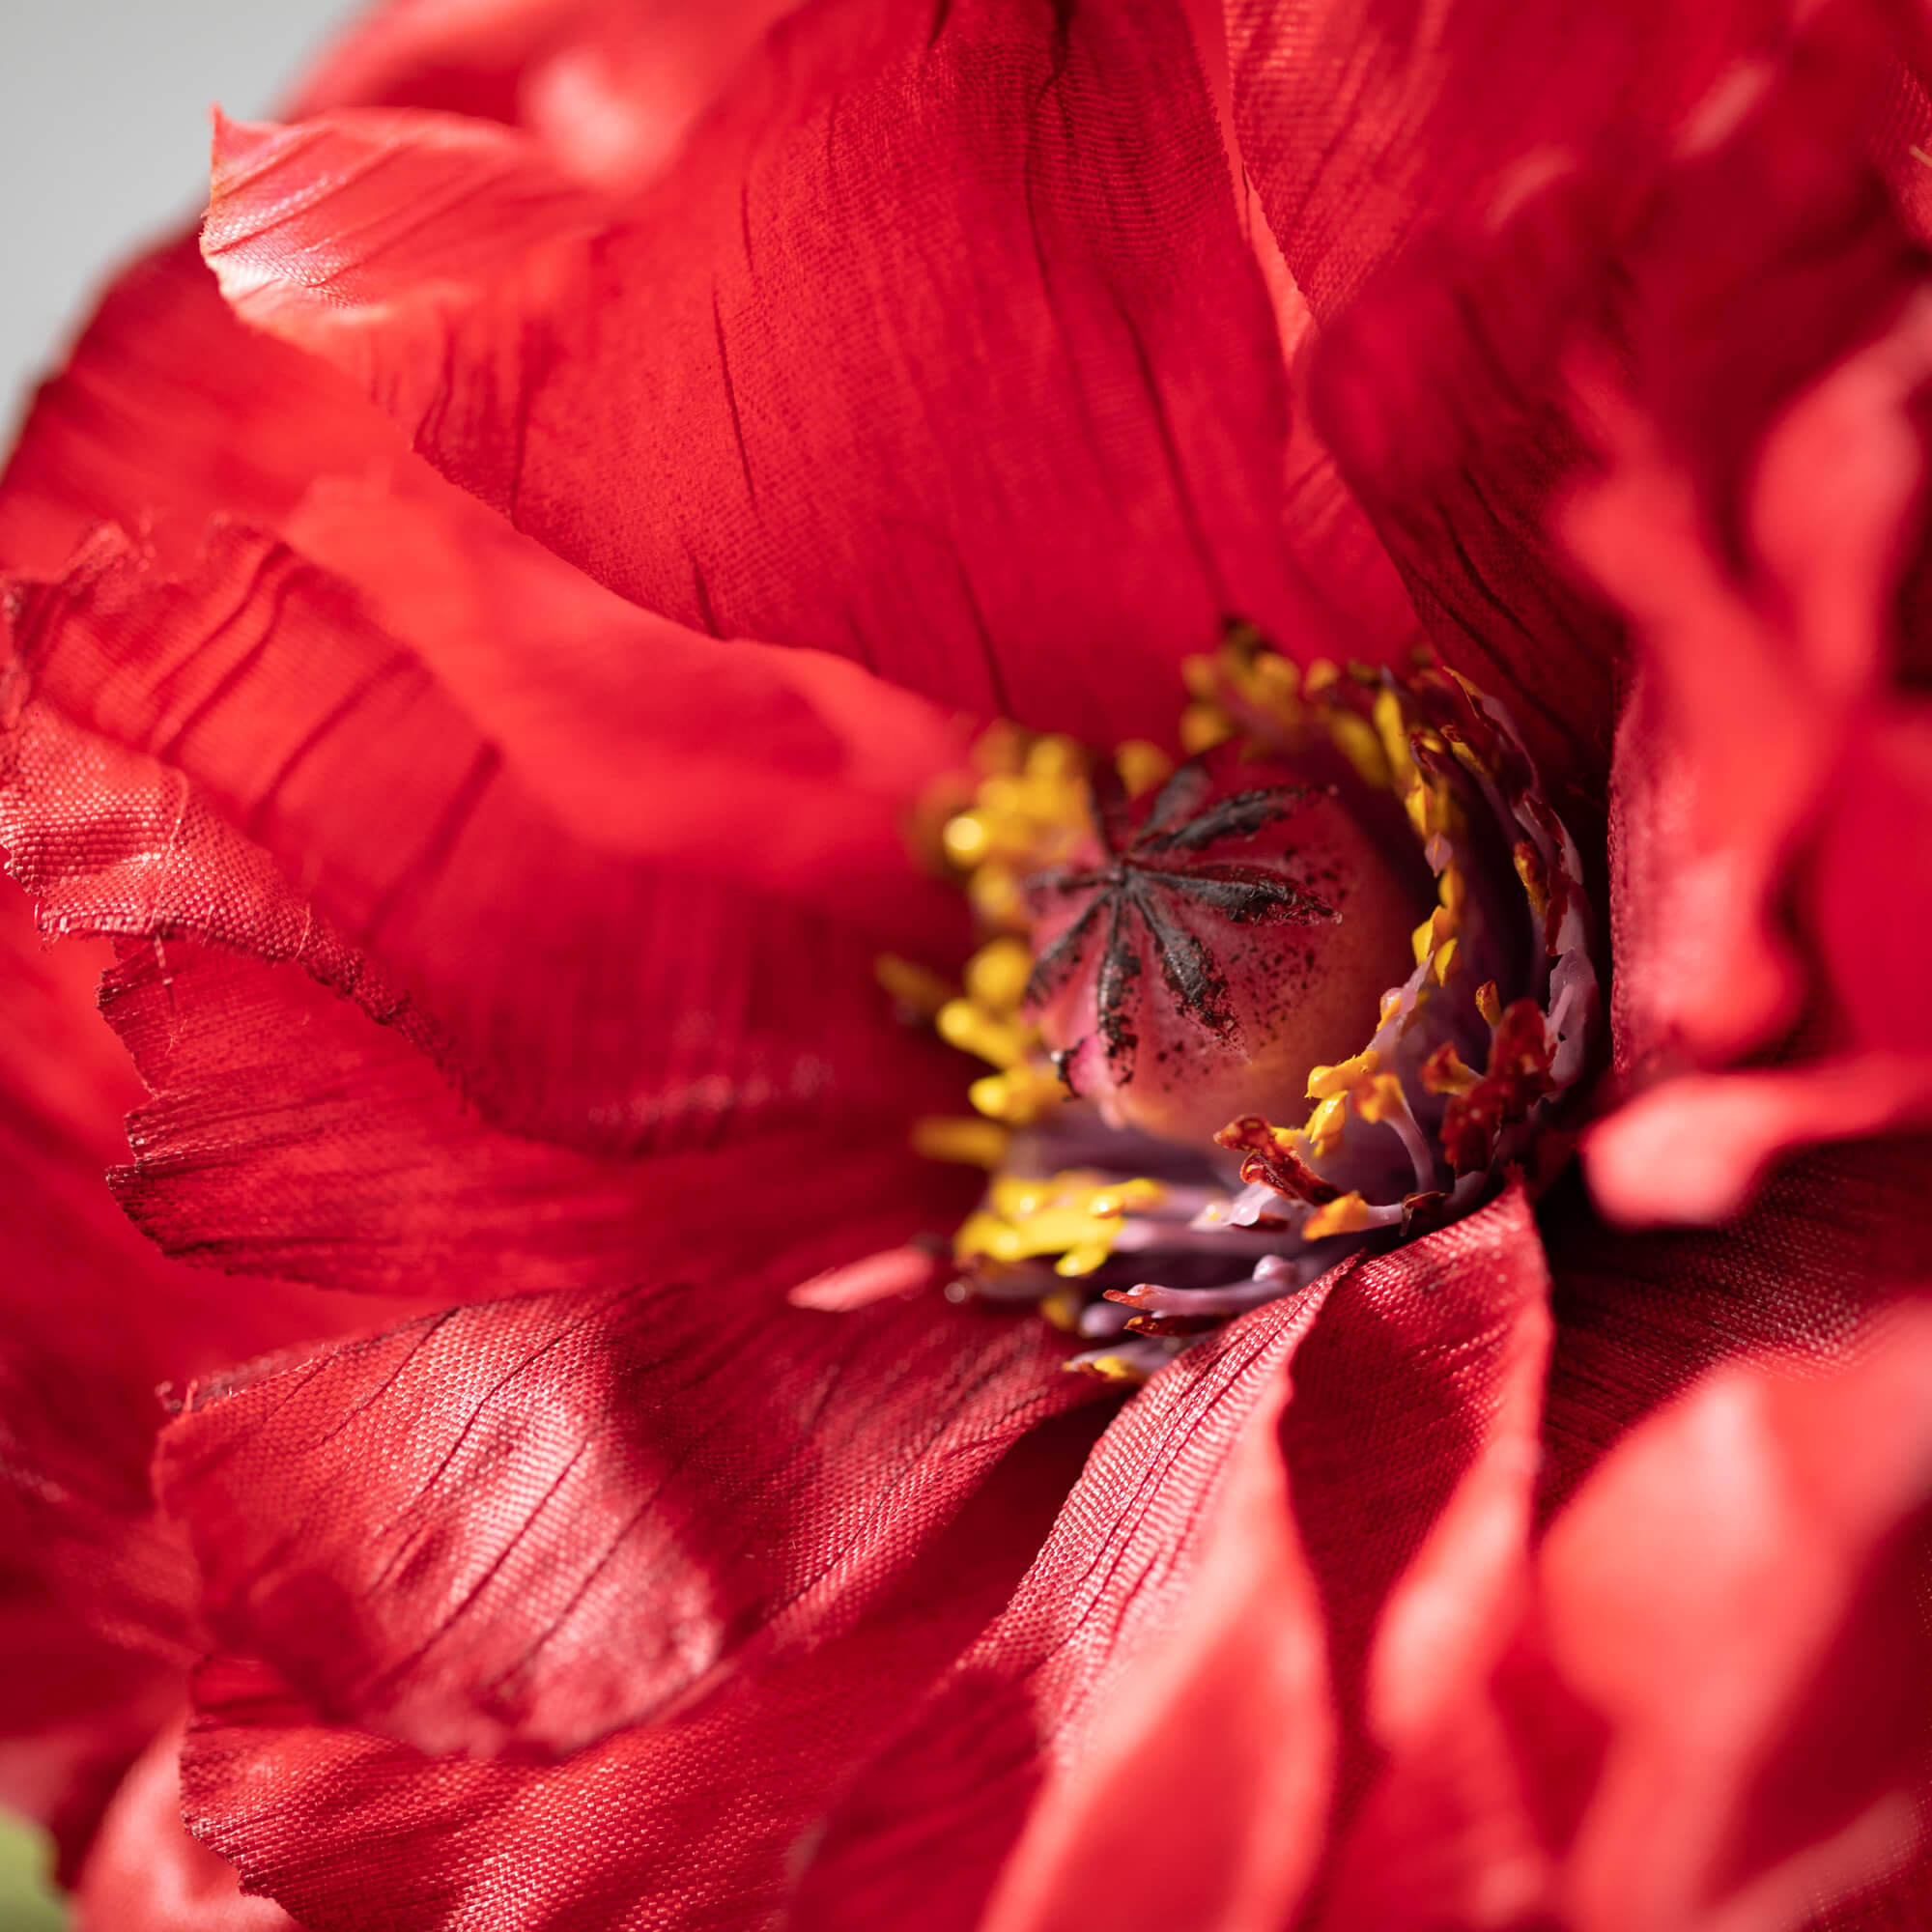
top-left (200, 0), bottom-right (1299, 744)
top-left (158, 1282), bottom-right (1094, 1757)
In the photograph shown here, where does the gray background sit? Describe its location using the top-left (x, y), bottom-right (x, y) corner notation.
top-left (1, 0), bottom-right (358, 430)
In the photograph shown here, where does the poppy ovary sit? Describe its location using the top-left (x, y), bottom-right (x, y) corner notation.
top-left (1020, 748), bottom-right (1424, 1150)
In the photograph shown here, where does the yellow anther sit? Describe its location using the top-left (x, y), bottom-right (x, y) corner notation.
top-left (1182, 654), bottom-right (1224, 701)
top-left (1514, 841), bottom-right (1551, 918)
top-left (936, 997), bottom-right (1029, 1068)
top-left (963, 935), bottom-right (1033, 1013)
top-left (1432, 938), bottom-right (1461, 985)
top-left (1437, 865), bottom-right (1466, 915)
top-left (1327, 711), bottom-right (1390, 789)
top-left (1039, 1288), bottom-right (1084, 1332)
top-left (1055, 1242), bottom-right (1111, 1277)
top-left (1304, 1092), bottom-right (1348, 1154)
top-left (942, 811), bottom-right (992, 868)
top-left (1070, 1354), bottom-right (1150, 1385)
top-left (1307, 1048), bottom-right (1380, 1100)
top-left (967, 867), bottom-right (1028, 930)
top-left (1303, 659), bottom-right (1341, 695)
top-left (912, 1117), bottom-right (1011, 1167)
top-left (1411, 906), bottom-right (1452, 966)
top-left (1303, 1191), bottom-right (1373, 1240)
top-left (1253, 649), bottom-right (1301, 702)
top-left (1373, 688), bottom-right (1417, 791)
top-left (1179, 702), bottom-right (1233, 753)
top-left (1352, 1073), bottom-right (1407, 1123)
top-left (1024, 734), bottom-right (1083, 781)
top-left (1116, 740), bottom-right (1174, 800)
top-left (875, 953), bottom-right (953, 1018)
top-left (1476, 980), bottom-right (1504, 1027)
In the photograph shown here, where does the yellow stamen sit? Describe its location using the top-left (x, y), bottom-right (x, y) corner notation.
top-left (912, 1117), bottom-right (1011, 1167)
top-left (1327, 710), bottom-right (1389, 788)
top-left (1304, 1092), bottom-right (1348, 1154)
top-left (1351, 1073), bottom-right (1407, 1123)
top-left (962, 935), bottom-right (1034, 1012)
top-left (1307, 1048), bottom-right (1380, 1100)
top-left (874, 953), bottom-right (952, 1018)
top-left (1476, 980), bottom-right (1503, 1027)
top-left (1069, 1354), bottom-right (1149, 1385)
top-left (1303, 1191), bottom-right (1372, 1240)
top-left (1116, 740), bottom-right (1174, 800)
top-left (1179, 702), bottom-right (1233, 753)
top-left (1432, 938), bottom-right (1461, 984)
top-left (1420, 1043), bottom-right (1482, 1096)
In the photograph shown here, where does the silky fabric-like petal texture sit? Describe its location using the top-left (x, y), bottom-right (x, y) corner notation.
top-left (174, 1406), bottom-right (1111, 1932)
top-left (2, 670), bottom-right (964, 1301)
top-left (791, 1187), bottom-right (1551, 1932)
top-left (1320, 1306), bottom-right (1932, 1931)
top-left (2, 525), bottom-right (968, 1164)
top-left (69, 1721), bottom-right (297, 1932)
top-left (289, 0), bottom-right (805, 190)
top-left (200, 0), bottom-right (1303, 747)
top-left (1569, 23), bottom-right (1932, 1222)
top-left (1224, 0), bottom-right (1790, 326)
top-left (156, 1280), bottom-right (1099, 1758)
top-left (0, 889), bottom-right (425, 1871)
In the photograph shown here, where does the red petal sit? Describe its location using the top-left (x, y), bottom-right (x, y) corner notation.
top-left (1574, 305), bottom-right (1932, 1084)
top-left (199, 2), bottom-right (1299, 744)
top-left (101, 934), bottom-right (954, 1298)
top-left (0, 887), bottom-right (424, 1869)
top-left (177, 1398), bottom-right (1108, 1929)
top-left (1302, 162), bottom-right (1624, 814)
top-left (4, 526), bottom-right (965, 1160)
top-left (976, 1360), bottom-right (1332, 1932)
top-left (792, 1279), bottom-right (1337, 1932)
top-left (71, 1719), bottom-right (296, 1931)
top-left (1322, 1308), bottom-right (1932, 1929)
top-left (794, 1186), bottom-right (1551, 1928)
top-left (1543, 1313), bottom-right (1932, 1927)
top-left (1228, 0), bottom-right (1785, 323)
top-left (158, 1282), bottom-right (1096, 1757)
top-left (292, 0), bottom-right (810, 192)
top-left (1540, 1134), bottom-right (1932, 1516)
top-left (0, 236), bottom-right (408, 580)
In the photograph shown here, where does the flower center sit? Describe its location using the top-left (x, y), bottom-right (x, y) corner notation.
top-left (891, 626), bottom-right (1600, 1381)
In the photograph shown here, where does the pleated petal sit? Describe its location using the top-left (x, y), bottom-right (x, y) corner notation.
top-left (199, 0), bottom-right (1300, 745)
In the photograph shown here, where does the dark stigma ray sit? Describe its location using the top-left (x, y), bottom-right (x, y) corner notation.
top-left (1134, 863), bottom-right (1333, 924)
top-left (1093, 892), bottom-right (1143, 1076)
top-left (1139, 784), bottom-right (1309, 853)
top-left (1022, 895), bottom-right (1106, 1009)
top-left (1135, 758), bottom-right (1213, 840)
top-left (1128, 877), bottom-right (1237, 1037)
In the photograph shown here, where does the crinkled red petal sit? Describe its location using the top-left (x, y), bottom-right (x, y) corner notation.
top-left (176, 1401), bottom-right (1110, 1929)
top-left (793, 1186), bottom-right (1550, 1929)
top-left (3, 526), bottom-right (966, 1162)
top-left (199, 0), bottom-right (1302, 746)
top-left (1323, 1303), bottom-right (1932, 1928)
top-left (1226, 0), bottom-right (1789, 324)
top-left (157, 1280), bottom-right (1100, 1759)
top-left (70, 1719), bottom-right (297, 1931)
top-left (291, 0), bottom-right (808, 192)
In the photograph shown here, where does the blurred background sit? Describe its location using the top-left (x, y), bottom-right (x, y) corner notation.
top-left (1, 5), bottom-right (356, 1917)
top-left (1, 0), bottom-right (355, 423)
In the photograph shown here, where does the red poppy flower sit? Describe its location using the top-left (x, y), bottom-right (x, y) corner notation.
top-left (2, 1), bottom-right (1929, 1928)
